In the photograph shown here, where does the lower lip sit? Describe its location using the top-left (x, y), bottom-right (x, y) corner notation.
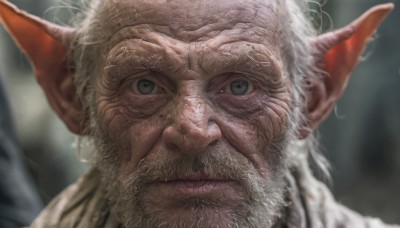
top-left (153, 180), bottom-right (233, 195)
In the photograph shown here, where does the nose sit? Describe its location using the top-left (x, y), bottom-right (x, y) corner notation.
top-left (162, 97), bottom-right (221, 155)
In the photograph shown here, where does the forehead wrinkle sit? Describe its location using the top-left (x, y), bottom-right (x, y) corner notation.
top-left (103, 22), bottom-right (278, 52)
top-left (95, 0), bottom-right (288, 80)
top-left (105, 38), bottom-right (188, 77)
top-left (171, 2), bottom-right (284, 42)
top-left (107, 25), bottom-right (185, 52)
top-left (96, 0), bottom-right (285, 44)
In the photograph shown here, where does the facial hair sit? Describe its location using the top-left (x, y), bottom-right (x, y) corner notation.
top-left (92, 123), bottom-right (291, 228)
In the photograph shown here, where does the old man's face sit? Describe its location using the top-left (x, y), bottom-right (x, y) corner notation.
top-left (92, 0), bottom-right (294, 227)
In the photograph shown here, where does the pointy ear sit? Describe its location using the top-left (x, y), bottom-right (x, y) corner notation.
top-left (0, 0), bottom-right (83, 135)
top-left (299, 3), bottom-right (394, 138)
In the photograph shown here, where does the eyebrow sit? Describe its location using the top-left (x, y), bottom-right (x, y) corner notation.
top-left (198, 43), bottom-right (283, 81)
top-left (105, 32), bottom-right (283, 82)
top-left (107, 25), bottom-right (178, 52)
top-left (104, 50), bottom-right (170, 80)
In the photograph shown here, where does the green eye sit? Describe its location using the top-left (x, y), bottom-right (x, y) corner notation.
top-left (137, 79), bottom-right (156, 94)
top-left (229, 80), bottom-right (249, 95)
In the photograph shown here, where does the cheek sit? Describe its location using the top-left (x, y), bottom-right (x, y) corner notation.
top-left (96, 94), bottom-right (168, 176)
top-left (215, 93), bottom-right (291, 177)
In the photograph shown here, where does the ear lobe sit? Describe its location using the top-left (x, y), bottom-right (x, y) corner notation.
top-left (299, 3), bottom-right (394, 138)
top-left (0, 0), bottom-right (83, 134)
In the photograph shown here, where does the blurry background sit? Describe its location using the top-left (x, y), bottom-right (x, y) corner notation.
top-left (0, 0), bottom-right (87, 205)
top-left (320, 0), bottom-right (400, 223)
top-left (0, 0), bottom-right (399, 225)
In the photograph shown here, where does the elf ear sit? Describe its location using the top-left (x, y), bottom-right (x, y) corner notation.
top-left (0, 0), bottom-right (83, 134)
top-left (300, 3), bottom-right (394, 138)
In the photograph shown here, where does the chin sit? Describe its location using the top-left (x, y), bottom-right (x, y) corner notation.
top-left (137, 182), bottom-right (249, 227)
top-left (103, 167), bottom-right (287, 228)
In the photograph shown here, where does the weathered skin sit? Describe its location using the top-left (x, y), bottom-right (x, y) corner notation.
top-left (97, 0), bottom-right (289, 175)
top-left (94, 0), bottom-right (291, 224)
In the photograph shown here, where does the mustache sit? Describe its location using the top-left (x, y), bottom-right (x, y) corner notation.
top-left (113, 149), bottom-right (269, 201)
top-left (129, 150), bottom-right (255, 183)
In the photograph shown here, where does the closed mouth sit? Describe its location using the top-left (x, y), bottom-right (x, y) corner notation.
top-left (150, 173), bottom-right (235, 195)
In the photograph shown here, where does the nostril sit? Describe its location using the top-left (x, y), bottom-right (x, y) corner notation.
top-left (166, 142), bottom-right (180, 151)
top-left (210, 140), bottom-right (218, 146)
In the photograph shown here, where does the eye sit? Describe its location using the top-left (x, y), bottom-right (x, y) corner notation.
top-left (222, 79), bottom-right (253, 96)
top-left (131, 79), bottom-right (163, 95)
top-left (230, 80), bottom-right (249, 95)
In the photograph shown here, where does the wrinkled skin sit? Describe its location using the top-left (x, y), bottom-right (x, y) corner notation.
top-left (96, 0), bottom-right (291, 177)
top-left (93, 0), bottom-right (293, 227)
